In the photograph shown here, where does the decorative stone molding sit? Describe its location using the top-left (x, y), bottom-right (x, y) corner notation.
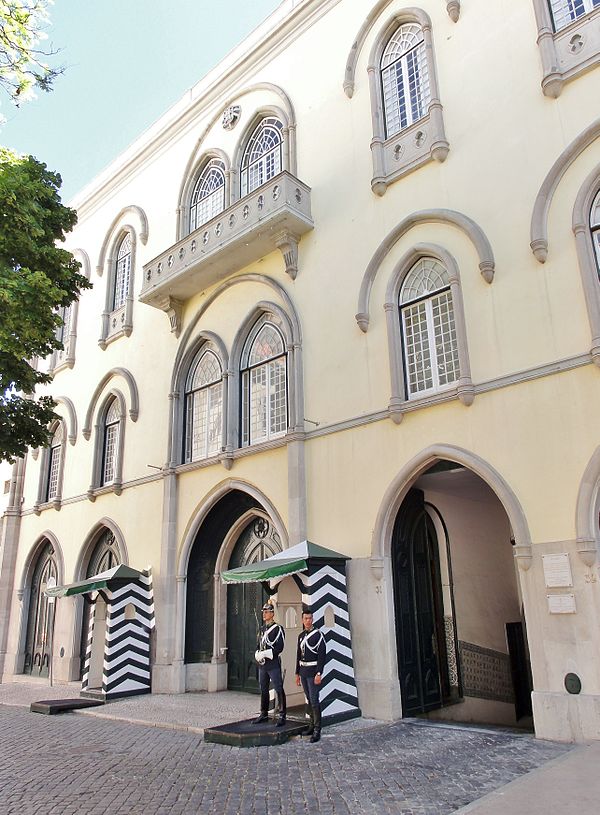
top-left (446, 1), bottom-right (460, 22)
top-left (274, 230), bottom-right (300, 279)
top-left (576, 538), bottom-right (597, 567)
top-left (530, 117), bottom-right (600, 263)
top-left (575, 445), bottom-right (600, 564)
top-left (155, 296), bottom-right (184, 337)
top-left (83, 367), bottom-right (140, 440)
top-left (357, 209), bottom-right (496, 332)
top-left (98, 225), bottom-right (136, 349)
top-left (222, 105), bottom-right (241, 130)
top-left (370, 556), bottom-right (385, 580)
top-left (176, 148), bottom-right (232, 241)
top-left (88, 389), bottom-right (127, 496)
top-left (513, 543), bottom-right (533, 571)
top-left (96, 205), bottom-right (149, 276)
top-left (531, 1), bottom-right (600, 98)
top-left (343, 0), bottom-right (398, 98)
top-left (572, 164), bottom-right (600, 366)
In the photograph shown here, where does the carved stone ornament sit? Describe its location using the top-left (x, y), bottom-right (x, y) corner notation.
top-left (222, 105), bottom-right (241, 131)
top-left (447, 1), bottom-right (460, 22)
top-left (274, 230), bottom-right (299, 280)
top-left (155, 296), bottom-right (183, 337)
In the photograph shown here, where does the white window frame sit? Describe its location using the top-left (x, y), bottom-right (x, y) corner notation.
top-left (189, 159), bottom-right (226, 233)
top-left (184, 348), bottom-right (224, 462)
top-left (240, 118), bottom-right (284, 198)
top-left (381, 23), bottom-right (431, 139)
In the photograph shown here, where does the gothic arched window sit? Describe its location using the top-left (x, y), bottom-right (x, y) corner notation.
top-left (241, 316), bottom-right (288, 445)
top-left (548, 0), bottom-right (600, 32)
top-left (184, 347), bottom-right (223, 462)
top-left (381, 23), bottom-right (431, 138)
top-left (102, 398), bottom-right (121, 485)
top-left (189, 159), bottom-right (226, 233)
top-left (591, 188), bottom-right (600, 274)
top-left (112, 234), bottom-right (132, 311)
top-left (240, 117), bottom-right (284, 197)
top-left (23, 542), bottom-right (57, 677)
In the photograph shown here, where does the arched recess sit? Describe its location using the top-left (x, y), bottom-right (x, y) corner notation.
top-left (73, 518), bottom-right (129, 582)
top-left (384, 243), bottom-right (474, 419)
top-left (572, 164), bottom-right (600, 365)
top-left (177, 83), bottom-right (296, 221)
top-left (49, 248), bottom-right (91, 372)
top-left (530, 118), bottom-right (600, 263)
top-left (371, 444), bottom-right (532, 568)
top-left (229, 300), bottom-right (303, 451)
top-left (167, 274), bottom-right (303, 465)
top-left (87, 388), bottom-right (128, 497)
top-left (83, 367), bottom-right (139, 440)
top-left (176, 148), bottom-right (231, 240)
top-left (575, 446), bottom-right (600, 567)
top-left (55, 396), bottom-right (78, 445)
top-left (169, 329), bottom-right (229, 465)
top-left (19, 532), bottom-right (65, 595)
top-left (231, 105), bottom-right (293, 198)
top-left (356, 209), bottom-right (495, 332)
top-left (96, 205), bottom-right (149, 276)
top-left (72, 248), bottom-right (91, 280)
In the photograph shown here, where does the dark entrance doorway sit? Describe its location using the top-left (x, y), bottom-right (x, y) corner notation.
top-left (227, 518), bottom-right (281, 693)
top-left (392, 488), bottom-right (450, 715)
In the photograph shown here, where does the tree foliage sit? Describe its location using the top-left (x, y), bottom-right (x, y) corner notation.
top-left (0, 146), bottom-right (91, 461)
top-left (0, 0), bottom-right (62, 106)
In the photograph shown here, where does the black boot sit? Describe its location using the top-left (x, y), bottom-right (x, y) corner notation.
top-left (310, 704), bottom-right (321, 743)
top-left (304, 706), bottom-right (314, 736)
top-left (253, 711), bottom-right (268, 724)
top-left (275, 689), bottom-right (287, 727)
top-left (254, 683), bottom-right (270, 724)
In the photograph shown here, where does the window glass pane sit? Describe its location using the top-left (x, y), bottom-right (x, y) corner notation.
top-left (432, 291), bottom-right (459, 387)
top-left (402, 301), bottom-right (433, 395)
top-left (103, 423), bottom-right (119, 484)
top-left (381, 23), bottom-right (430, 138)
top-left (591, 190), bottom-right (600, 275)
top-left (249, 323), bottom-right (285, 366)
top-left (188, 350), bottom-right (222, 390)
top-left (548, 0), bottom-right (597, 31)
top-left (46, 444), bottom-right (61, 500)
top-left (269, 357), bottom-right (287, 435)
top-left (113, 235), bottom-right (131, 311)
top-left (190, 160), bottom-right (225, 232)
top-left (400, 258), bottom-right (450, 304)
top-left (250, 365), bottom-right (268, 443)
top-left (240, 118), bottom-right (283, 196)
top-left (106, 399), bottom-right (120, 424)
top-left (187, 381), bottom-right (222, 461)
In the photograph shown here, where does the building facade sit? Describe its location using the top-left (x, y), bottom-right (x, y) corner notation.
top-left (1, 0), bottom-right (600, 741)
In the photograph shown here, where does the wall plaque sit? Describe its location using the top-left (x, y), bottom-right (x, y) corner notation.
top-left (542, 553), bottom-right (573, 588)
top-left (547, 593), bottom-right (576, 614)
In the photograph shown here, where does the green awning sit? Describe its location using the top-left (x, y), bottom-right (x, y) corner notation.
top-left (221, 557), bottom-right (307, 584)
top-left (45, 564), bottom-right (144, 598)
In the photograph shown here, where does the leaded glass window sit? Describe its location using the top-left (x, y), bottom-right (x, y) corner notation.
top-left (46, 423), bottom-right (64, 501)
top-left (241, 317), bottom-right (288, 445)
top-left (591, 189), bottom-right (600, 275)
top-left (189, 159), bottom-right (226, 233)
top-left (102, 398), bottom-right (120, 485)
top-left (112, 234), bottom-right (131, 311)
top-left (184, 348), bottom-right (223, 462)
top-left (381, 23), bottom-right (431, 139)
top-left (23, 542), bottom-right (57, 677)
top-left (240, 118), bottom-right (283, 197)
top-left (548, 0), bottom-right (599, 32)
top-left (399, 259), bottom-right (459, 398)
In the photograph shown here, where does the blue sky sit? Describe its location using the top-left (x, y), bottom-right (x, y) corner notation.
top-left (0, 0), bottom-right (281, 202)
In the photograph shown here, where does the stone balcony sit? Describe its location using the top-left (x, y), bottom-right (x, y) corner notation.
top-left (140, 172), bottom-right (313, 334)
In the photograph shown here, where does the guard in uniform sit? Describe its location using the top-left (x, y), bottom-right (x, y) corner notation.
top-left (254, 601), bottom-right (286, 726)
top-left (295, 608), bottom-right (326, 743)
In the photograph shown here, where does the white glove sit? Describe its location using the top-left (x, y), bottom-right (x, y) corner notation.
top-left (255, 650), bottom-right (265, 664)
top-left (263, 648), bottom-right (273, 660)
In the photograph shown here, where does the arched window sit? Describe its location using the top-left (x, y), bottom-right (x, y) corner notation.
top-left (381, 23), bottom-right (430, 139)
top-left (591, 188), bottom-right (600, 274)
top-left (241, 316), bottom-right (288, 445)
top-left (102, 398), bottom-right (121, 485)
top-left (112, 234), bottom-right (132, 311)
top-left (189, 159), bottom-right (226, 233)
top-left (548, 0), bottom-right (599, 32)
top-left (240, 117), bottom-right (284, 197)
top-left (184, 347), bottom-right (223, 462)
top-left (399, 258), bottom-right (459, 398)
top-left (46, 423), bottom-right (64, 502)
top-left (23, 542), bottom-right (57, 676)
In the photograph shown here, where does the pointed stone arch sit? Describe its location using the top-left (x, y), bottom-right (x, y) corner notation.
top-left (96, 205), bottom-right (149, 276)
top-left (575, 446), bottom-right (600, 567)
top-left (83, 367), bottom-right (139, 440)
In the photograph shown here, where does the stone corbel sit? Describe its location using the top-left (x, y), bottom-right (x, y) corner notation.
top-left (388, 398), bottom-right (404, 425)
top-left (513, 543), bottom-right (533, 571)
top-left (86, 488), bottom-right (96, 503)
top-left (370, 556), bottom-right (385, 580)
top-left (155, 296), bottom-right (183, 337)
top-left (219, 449), bottom-right (234, 471)
top-left (447, 1), bottom-right (460, 22)
top-left (576, 538), bottom-right (598, 568)
top-left (355, 312), bottom-right (369, 333)
top-left (274, 231), bottom-right (299, 280)
top-left (479, 260), bottom-right (495, 284)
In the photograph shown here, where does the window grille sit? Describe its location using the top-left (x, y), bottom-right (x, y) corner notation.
top-left (241, 318), bottom-right (288, 445)
top-left (240, 118), bottom-right (283, 196)
top-left (548, 0), bottom-right (599, 32)
top-left (381, 23), bottom-right (431, 138)
top-left (399, 259), bottom-right (459, 398)
top-left (591, 189), bottom-right (600, 275)
top-left (46, 424), bottom-right (64, 501)
top-left (189, 159), bottom-right (226, 233)
top-left (102, 399), bottom-right (120, 485)
top-left (184, 349), bottom-right (223, 462)
top-left (112, 234), bottom-right (132, 311)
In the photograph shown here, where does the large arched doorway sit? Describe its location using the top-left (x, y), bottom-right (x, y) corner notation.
top-left (226, 517), bottom-right (282, 693)
top-left (79, 529), bottom-right (121, 679)
top-left (23, 541), bottom-right (58, 677)
top-left (392, 462), bottom-right (532, 727)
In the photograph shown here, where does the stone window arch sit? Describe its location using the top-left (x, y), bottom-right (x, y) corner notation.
top-left (591, 188), bottom-right (600, 271)
top-left (184, 344), bottom-right (225, 463)
top-left (88, 390), bottom-right (127, 498)
top-left (189, 157), bottom-right (227, 233)
top-left (49, 248), bottom-right (91, 372)
top-left (532, 0), bottom-right (600, 97)
top-left (99, 227), bottom-right (137, 348)
top-left (34, 420), bottom-right (66, 512)
top-left (573, 168), bottom-right (600, 366)
top-left (240, 314), bottom-right (288, 446)
top-left (239, 116), bottom-right (285, 197)
top-left (385, 245), bottom-right (473, 422)
top-left (346, 7), bottom-right (448, 196)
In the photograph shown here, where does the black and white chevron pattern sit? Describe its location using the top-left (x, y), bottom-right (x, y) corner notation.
top-left (294, 562), bottom-right (360, 722)
top-left (81, 570), bottom-right (155, 699)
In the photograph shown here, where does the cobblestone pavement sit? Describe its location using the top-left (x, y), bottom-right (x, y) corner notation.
top-left (0, 705), bottom-right (572, 815)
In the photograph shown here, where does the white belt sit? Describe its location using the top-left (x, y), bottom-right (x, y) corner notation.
top-left (299, 660), bottom-right (317, 666)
